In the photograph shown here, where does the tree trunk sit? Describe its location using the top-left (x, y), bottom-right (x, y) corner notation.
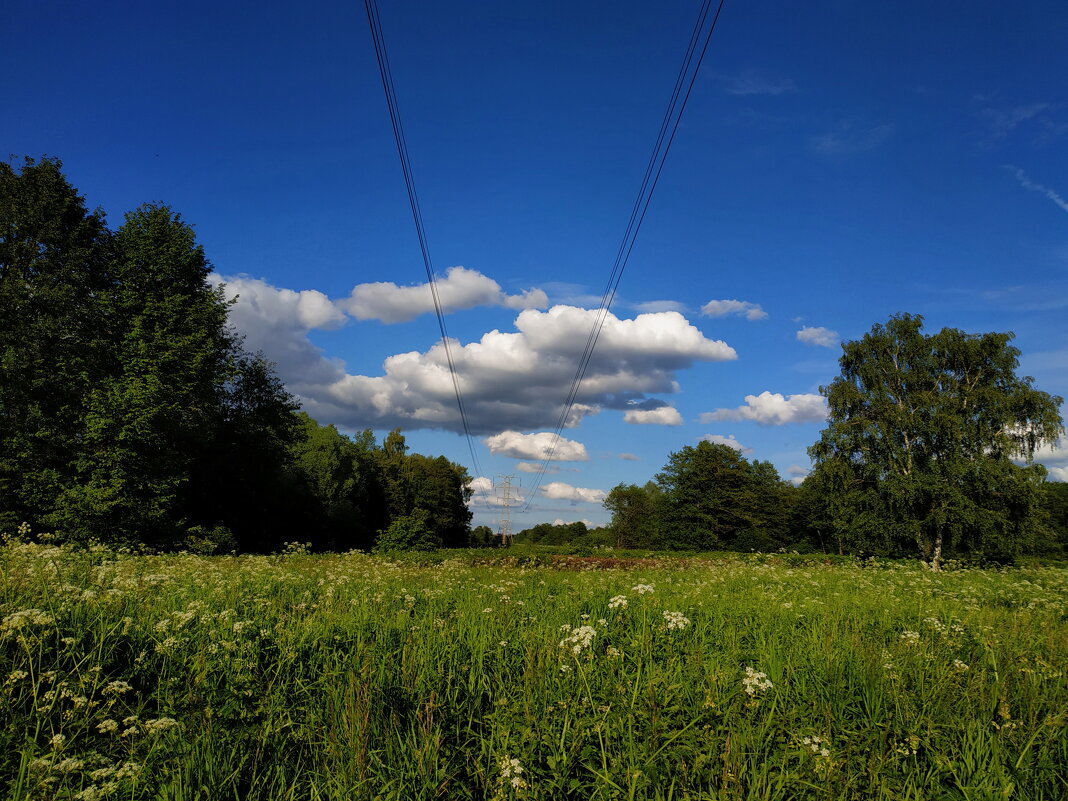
top-left (931, 531), bottom-right (943, 572)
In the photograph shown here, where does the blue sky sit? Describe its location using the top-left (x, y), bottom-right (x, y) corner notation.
top-left (5, 0), bottom-right (1067, 528)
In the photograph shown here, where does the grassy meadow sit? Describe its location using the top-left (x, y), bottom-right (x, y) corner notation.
top-left (1, 539), bottom-right (1066, 801)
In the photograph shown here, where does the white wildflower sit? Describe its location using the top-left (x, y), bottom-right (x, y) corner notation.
top-left (741, 666), bottom-right (773, 696)
top-left (662, 611), bottom-right (690, 630)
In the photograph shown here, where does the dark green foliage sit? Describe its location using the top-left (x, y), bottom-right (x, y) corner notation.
top-left (0, 157), bottom-right (114, 533)
top-left (374, 508), bottom-right (439, 552)
top-left (603, 482), bottom-right (662, 548)
top-left (656, 441), bottom-right (762, 550)
top-left (0, 158), bottom-right (474, 553)
top-left (1039, 481), bottom-right (1068, 556)
top-left (810, 313), bottom-right (1064, 566)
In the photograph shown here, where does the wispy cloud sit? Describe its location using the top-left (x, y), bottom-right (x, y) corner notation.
top-left (979, 103), bottom-right (1050, 139)
top-left (1007, 166), bottom-right (1068, 215)
top-left (717, 70), bottom-right (797, 97)
top-left (811, 124), bottom-right (894, 156)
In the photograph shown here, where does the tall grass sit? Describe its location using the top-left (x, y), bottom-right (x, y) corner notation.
top-left (1, 539), bottom-right (1066, 800)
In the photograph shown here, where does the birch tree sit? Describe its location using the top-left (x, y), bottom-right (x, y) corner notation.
top-left (810, 313), bottom-right (1063, 568)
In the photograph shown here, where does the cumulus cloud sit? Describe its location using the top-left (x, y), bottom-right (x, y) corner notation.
top-left (301, 305), bottom-right (736, 434)
top-left (701, 299), bottom-right (768, 320)
top-left (343, 266), bottom-right (547, 323)
top-left (623, 406), bottom-right (683, 425)
top-left (701, 434), bottom-right (750, 452)
top-left (1032, 436), bottom-right (1068, 482)
top-left (553, 518), bottom-right (596, 527)
top-left (796, 326), bottom-right (838, 348)
top-left (786, 464), bottom-right (810, 486)
top-left (701, 391), bottom-right (828, 425)
top-left (516, 461), bottom-right (555, 473)
top-left (212, 273), bottom-right (348, 392)
top-left (484, 431), bottom-right (589, 461)
top-left (540, 482), bottom-right (607, 504)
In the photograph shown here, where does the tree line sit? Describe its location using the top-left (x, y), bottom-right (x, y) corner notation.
top-left (607, 314), bottom-right (1067, 565)
top-left (4, 159), bottom-right (1066, 562)
top-left (1, 157), bottom-right (472, 553)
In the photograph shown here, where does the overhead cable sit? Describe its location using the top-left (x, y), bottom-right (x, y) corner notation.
top-left (363, 0), bottom-right (489, 499)
top-left (522, 0), bottom-right (727, 510)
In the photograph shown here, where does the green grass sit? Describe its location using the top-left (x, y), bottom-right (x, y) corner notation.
top-left (1, 541), bottom-right (1066, 800)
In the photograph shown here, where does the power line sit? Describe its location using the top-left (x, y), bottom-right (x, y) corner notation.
top-left (363, 0), bottom-right (489, 501)
top-left (522, 0), bottom-right (727, 511)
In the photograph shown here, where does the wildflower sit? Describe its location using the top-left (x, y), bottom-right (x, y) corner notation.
top-left (899, 630), bottom-right (920, 644)
top-left (741, 666), bottom-right (773, 696)
top-left (952, 659), bottom-right (969, 671)
top-left (96, 719), bottom-right (119, 735)
top-left (608, 595), bottom-right (628, 609)
top-left (103, 680), bottom-right (133, 695)
top-left (50, 733), bottom-right (66, 749)
top-left (632, 584), bottom-right (655, 595)
top-left (662, 610), bottom-right (690, 630)
top-left (142, 717), bottom-right (181, 735)
top-left (498, 756), bottom-right (528, 791)
top-left (558, 625), bottom-right (596, 655)
top-left (4, 670), bottom-right (28, 685)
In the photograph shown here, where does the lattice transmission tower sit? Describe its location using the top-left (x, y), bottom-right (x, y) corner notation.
top-left (495, 475), bottom-right (517, 546)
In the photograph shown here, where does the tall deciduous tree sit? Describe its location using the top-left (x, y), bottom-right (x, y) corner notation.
top-left (0, 158), bottom-right (113, 532)
top-left (655, 441), bottom-right (759, 550)
top-left (810, 313), bottom-right (1063, 567)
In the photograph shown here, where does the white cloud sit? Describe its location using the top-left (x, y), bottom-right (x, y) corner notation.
top-left (618, 453), bottom-right (640, 461)
top-left (484, 431), bottom-right (589, 461)
top-left (701, 299), bottom-right (768, 320)
top-left (301, 305), bottom-right (735, 433)
top-left (516, 461), bottom-right (557, 473)
top-left (796, 326), bottom-right (838, 348)
top-left (553, 518), bottom-right (596, 527)
top-left (540, 482), bottom-right (607, 504)
top-left (786, 464), bottom-right (809, 486)
top-left (623, 406), bottom-right (683, 425)
top-left (1008, 167), bottom-right (1068, 215)
top-left (212, 273), bottom-right (348, 392)
top-left (701, 434), bottom-right (750, 452)
top-left (1049, 466), bottom-right (1068, 481)
top-left (702, 391), bottom-right (828, 425)
top-left (343, 266), bottom-right (547, 323)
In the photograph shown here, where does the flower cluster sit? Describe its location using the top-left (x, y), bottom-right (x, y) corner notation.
top-left (608, 595), bottom-right (628, 609)
top-left (632, 584), bottom-right (655, 595)
top-left (498, 755), bottom-right (527, 791)
top-left (558, 625), bottom-right (596, 655)
top-left (662, 611), bottom-right (690, 630)
top-left (742, 666), bottom-right (773, 696)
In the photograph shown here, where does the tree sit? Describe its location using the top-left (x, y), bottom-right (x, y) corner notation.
top-left (655, 441), bottom-right (759, 550)
top-left (49, 204), bottom-right (238, 545)
top-left (604, 482), bottom-right (662, 548)
top-left (0, 157), bottom-right (114, 533)
top-left (1, 160), bottom-right (302, 548)
top-left (810, 313), bottom-right (1063, 567)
